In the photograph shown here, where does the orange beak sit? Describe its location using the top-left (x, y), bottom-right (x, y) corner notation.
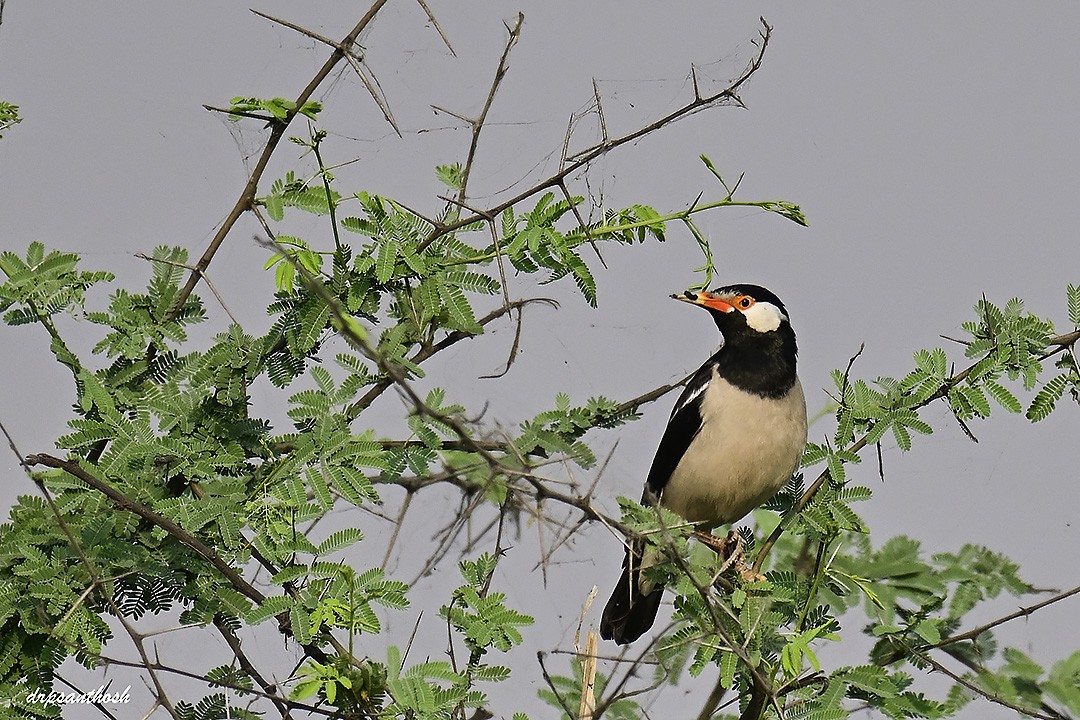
top-left (671, 289), bottom-right (735, 313)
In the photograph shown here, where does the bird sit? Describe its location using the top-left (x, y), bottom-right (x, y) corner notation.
top-left (600, 284), bottom-right (808, 645)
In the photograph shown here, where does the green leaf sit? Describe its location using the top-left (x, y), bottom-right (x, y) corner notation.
top-left (1027, 373), bottom-right (1068, 421)
top-left (435, 163), bottom-right (463, 189)
top-left (441, 283), bottom-right (481, 334)
top-left (984, 379), bottom-right (1021, 413)
top-left (1046, 650), bottom-right (1080, 715)
top-left (376, 238), bottom-right (399, 284)
top-left (315, 528), bottom-right (364, 556)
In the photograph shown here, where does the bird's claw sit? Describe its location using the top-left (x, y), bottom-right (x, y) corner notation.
top-left (692, 529), bottom-right (766, 583)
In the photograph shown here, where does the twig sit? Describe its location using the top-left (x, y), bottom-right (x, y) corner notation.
top-left (342, 297), bottom-right (558, 419)
top-left (455, 13), bottom-right (524, 205)
top-left (381, 488), bottom-right (415, 570)
top-left (202, 104), bottom-right (276, 122)
top-left (935, 583), bottom-right (1080, 650)
top-left (414, 0), bottom-right (455, 55)
top-left (95, 652), bottom-right (333, 717)
top-left (52, 674), bottom-right (121, 720)
top-left (252, 9), bottom-right (401, 136)
top-left (134, 252), bottom-right (239, 324)
top-left (342, 50), bottom-right (401, 136)
top-left (908, 643), bottom-right (1060, 720)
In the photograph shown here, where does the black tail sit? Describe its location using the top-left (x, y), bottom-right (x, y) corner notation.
top-left (599, 541), bottom-right (664, 645)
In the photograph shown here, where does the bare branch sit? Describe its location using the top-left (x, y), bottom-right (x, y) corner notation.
top-left (414, 0), bottom-right (455, 55)
top-left (455, 12), bottom-right (524, 205)
top-left (936, 583), bottom-right (1080, 650)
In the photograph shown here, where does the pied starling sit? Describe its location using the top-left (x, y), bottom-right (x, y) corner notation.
top-left (600, 284), bottom-right (808, 645)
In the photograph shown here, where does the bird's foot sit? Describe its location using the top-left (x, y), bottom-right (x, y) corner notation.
top-left (691, 530), bottom-right (766, 583)
top-left (692, 529), bottom-right (740, 555)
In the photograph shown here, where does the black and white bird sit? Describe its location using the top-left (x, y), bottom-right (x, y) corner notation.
top-left (600, 284), bottom-right (808, 645)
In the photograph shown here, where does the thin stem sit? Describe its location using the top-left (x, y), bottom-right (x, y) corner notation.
top-left (310, 131), bottom-right (343, 251)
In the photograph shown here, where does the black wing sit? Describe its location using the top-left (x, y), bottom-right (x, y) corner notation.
top-left (643, 361), bottom-right (714, 501)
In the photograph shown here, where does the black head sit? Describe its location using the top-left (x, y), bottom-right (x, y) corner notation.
top-left (671, 284), bottom-right (798, 397)
top-left (671, 284), bottom-right (792, 335)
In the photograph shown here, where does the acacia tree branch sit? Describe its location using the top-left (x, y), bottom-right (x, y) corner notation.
top-left (24, 453), bottom-right (267, 604)
top-left (110, 610), bottom-right (182, 719)
top-left (451, 12), bottom-right (523, 205)
top-left (168, 0), bottom-right (392, 320)
top-left (752, 329), bottom-right (1080, 573)
top-left (212, 617), bottom-right (291, 718)
top-left (903, 641), bottom-right (1061, 720)
top-left (134, 252), bottom-right (239, 325)
top-left (94, 652), bottom-right (333, 717)
top-left (342, 296), bottom-right (558, 419)
top-left (936, 582), bottom-right (1080, 651)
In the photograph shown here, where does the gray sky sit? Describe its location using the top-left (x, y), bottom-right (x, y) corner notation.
top-left (2, 2), bottom-right (1078, 718)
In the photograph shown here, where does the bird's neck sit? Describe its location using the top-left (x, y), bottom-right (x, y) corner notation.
top-left (712, 327), bottom-right (798, 399)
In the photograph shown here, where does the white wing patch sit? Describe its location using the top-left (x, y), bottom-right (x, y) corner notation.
top-left (743, 301), bottom-right (786, 333)
top-left (671, 375), bottom-right (710, 418)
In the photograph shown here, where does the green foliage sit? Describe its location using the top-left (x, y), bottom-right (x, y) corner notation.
top-left (263, 236), bottom-right (325, 292)
top-left (176, 693), bottom-right (262, 720)
top-left (227, 95), bottom-right (322, 122)
top-left (261, 170), bottom-right (340, 222)
top-left (0, 101), bottom-right (20, 139)
top-left (442, 554), bottom-right (534, 656)
top-left (436, 162), bottom-right (464, 189)
top-left (86, 246), bottom-right (206, 359)
top-left (0, 242), bottom-right (114, 329)
top-left (516, 393), bottom-right (639, 469)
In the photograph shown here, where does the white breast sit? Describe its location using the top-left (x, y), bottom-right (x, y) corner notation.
top-left (659, 370), bottom-right (807, 528)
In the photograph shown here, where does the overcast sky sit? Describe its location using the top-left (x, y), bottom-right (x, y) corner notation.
top-left (1, 2), bottom-right (1078, 718)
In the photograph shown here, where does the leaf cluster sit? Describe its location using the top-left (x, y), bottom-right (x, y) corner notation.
top-left (0, 100), bottom-right (21, 138)
top-left (227, 95), bottom-right (322, 122)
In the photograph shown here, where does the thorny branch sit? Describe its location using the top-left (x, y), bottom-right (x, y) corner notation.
top-left (936, 582), bottom-right (1080, 651)
top-left (903, 642), bottom-right (1063, 720)
top-left (431, 13), bottom-right (523, 206)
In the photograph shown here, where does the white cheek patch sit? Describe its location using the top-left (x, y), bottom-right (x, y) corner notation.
top-left (743, 301), bottom-right (786, 333)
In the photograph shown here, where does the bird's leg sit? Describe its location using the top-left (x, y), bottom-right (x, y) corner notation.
top-left (692, 529), bottom-right (766, 584)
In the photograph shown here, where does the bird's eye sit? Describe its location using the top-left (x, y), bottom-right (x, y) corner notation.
top-left (738, 296), bottom-right (754, 309)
